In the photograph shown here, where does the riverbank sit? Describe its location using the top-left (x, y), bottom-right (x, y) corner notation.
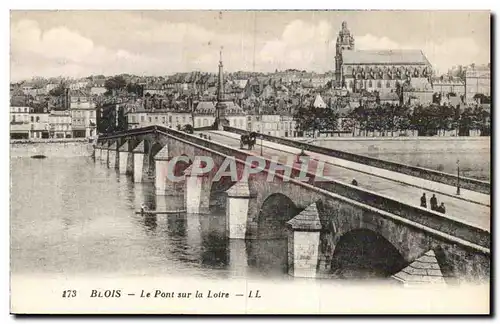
top-left (11, 138), bottom-right (89, 144)
top-left (10, 141), bottom-right (93, 158)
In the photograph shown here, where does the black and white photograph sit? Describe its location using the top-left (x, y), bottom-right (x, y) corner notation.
top-left (8, 9), bottom-right (491, 314)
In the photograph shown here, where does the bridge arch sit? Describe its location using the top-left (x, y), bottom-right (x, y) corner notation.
top-left (257, 193), bottom-right (301, 239)
top-left (330, 228), bottom-right (407, 279)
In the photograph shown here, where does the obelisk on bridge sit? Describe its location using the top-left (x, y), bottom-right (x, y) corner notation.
top-left (215, 47), bottom-right (230, 130)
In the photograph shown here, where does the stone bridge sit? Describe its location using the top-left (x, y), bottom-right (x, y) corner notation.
top-left (95, 125), bottom-right (490, 284)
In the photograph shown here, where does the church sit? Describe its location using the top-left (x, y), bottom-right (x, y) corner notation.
top-left (334, 22), bottom-right (433, 97)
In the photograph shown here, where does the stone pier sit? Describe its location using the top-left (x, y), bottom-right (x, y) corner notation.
top-left (94, 144), bottom-right (101, 162)
top-left (154, 145), bottom-right (169, 195)
top-left (118, 141), bottom-right (129, 175)
top-left (108, 142), bottom-right (117, 169)
top-left (286, 202), bottom-right (322, 278)
top-left (183, 163), bottom-right (211, 214)
top-left (225, 181), bottom-right (253, 239)
top-left (133, 140), bottom-right (145, 183)
top-left (100, 143), bottom-right (107, 164)
top-left (392, 250), bottom-right (447, 286)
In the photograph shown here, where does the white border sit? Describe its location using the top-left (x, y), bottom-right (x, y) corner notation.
top-left (2, 1), bottom-right (497, 322)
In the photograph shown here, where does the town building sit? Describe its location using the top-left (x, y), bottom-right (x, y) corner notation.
top-left (10, 106), bottom-right (31, 139)
top-left (225, 101), bottom-right (246, 130)
top-left (69, 89), bottom-right (97, 138)
top-left (49, 110), bottom-right (72, 138)
top-left (312, 93), bottom-right (327, 108)
top-left (69, 80), bottom-right (89, 90)
top-left (29, 113), bottom-right (50, 139)
top-left (90, 79), bottom-right (107, 96)
top-left (193, 101), bottom-right (216, 128)
top-left (433, 78), bottom-right (466, 97)
top-left (46, 83), bottom-right (59, 93)
top-left (465, 64), bottom-right (490, 103)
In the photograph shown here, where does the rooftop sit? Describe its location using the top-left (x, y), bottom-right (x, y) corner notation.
top-left (343, 49), bottom-right (431, 65)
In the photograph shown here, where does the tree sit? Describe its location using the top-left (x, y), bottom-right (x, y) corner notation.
top-left (126, 82), bottom-right (143, 96)
top-left (458, 107), bottom-right (474, 136)
top-left (293, 106), bottom-right (338, 137)
top-left (396, 105), bottom-right (412, 134)
top-left (49, 83), bottom-right (66, 97)
top-left (411, 104), bottom-right (440, 136)
top-left (473, 93), bottom-right (490, 104)
top-left (104, 76), bottom-right (127, 95)
top-left (349, 105), bottom-right (369, 136)
top-left (436, 105), bottom-right (455, 136)
top-left (472, 106), bottom-right (491, 136)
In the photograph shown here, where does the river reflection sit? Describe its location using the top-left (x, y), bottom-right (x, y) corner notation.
top-left (10, 157), bottom-right (289, 280)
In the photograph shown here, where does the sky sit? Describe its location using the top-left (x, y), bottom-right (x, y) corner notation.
top-left (10, 10), bottom-right (491, 82)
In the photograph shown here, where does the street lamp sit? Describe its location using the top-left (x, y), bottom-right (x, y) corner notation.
top-left (259, 119), bottom-right (263, 156)
top-left (456, 159), bottom-right (461, 195)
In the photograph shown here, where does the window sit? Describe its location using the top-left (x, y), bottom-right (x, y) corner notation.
top-left (148, 117), bottom-right (152, 122)
top-left (36, 117), bottom-right (40, 122)
top-left (162, 117), bottom-right (166, 123)
top-left (141, 116), bottom-right (145, 122)
top-left (377, 81), bottom-right (382, 88)
top-left (169, 116), bottom-right (172, 123)
top-left (386, 81), bottom-right (391, 88)
top-left (155, 116), bottom-right (158, 121)
top-left (31, 116), bottom-right (34, 122)
top-left (368, 80), bottom-right (373, 88)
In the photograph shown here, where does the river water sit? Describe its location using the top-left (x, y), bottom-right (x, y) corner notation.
top-left (10, 156), bottom-right (290, 280)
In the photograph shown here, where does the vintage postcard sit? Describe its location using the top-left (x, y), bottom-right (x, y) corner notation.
top-left (9, 10), bottom-right (491, 314)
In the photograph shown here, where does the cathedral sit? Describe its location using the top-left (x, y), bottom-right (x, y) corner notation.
top-left (334, 21), bottom-right (433, 96)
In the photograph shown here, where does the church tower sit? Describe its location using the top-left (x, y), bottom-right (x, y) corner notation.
top-left (335, 21), bottom-right (355, 87)
top-left (215, 48), bottom-right (230, 130)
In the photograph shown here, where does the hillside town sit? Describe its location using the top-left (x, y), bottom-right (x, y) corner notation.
top-left (10, 22), bottom-right (491, 140)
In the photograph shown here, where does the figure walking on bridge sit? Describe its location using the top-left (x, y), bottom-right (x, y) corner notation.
top-left (430, 194), bottom-right (438, 211)
top-left (420, 193), bottom-right (427, 208)
top-left (437, 202), bottom-right (446, 214)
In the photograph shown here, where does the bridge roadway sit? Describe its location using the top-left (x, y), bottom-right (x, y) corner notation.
top-left (201, 130), bottom-right (490, 231)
